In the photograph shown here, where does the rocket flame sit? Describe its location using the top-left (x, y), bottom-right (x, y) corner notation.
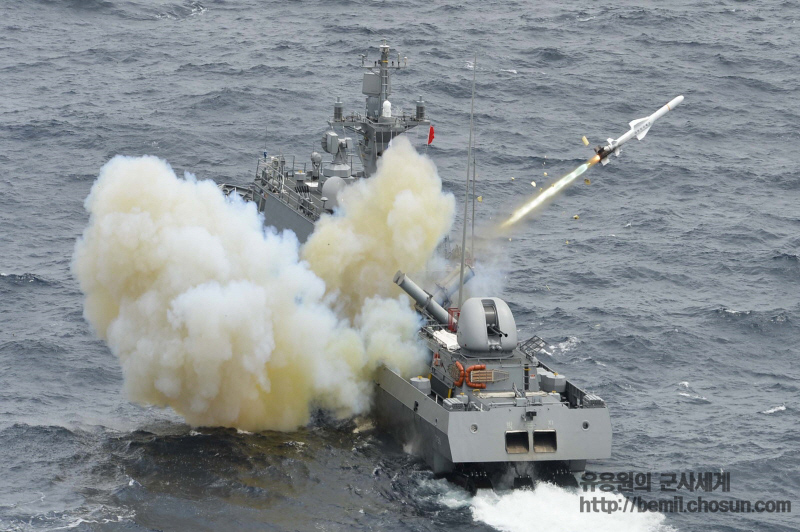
top-left (500, 155), bottom-right (601, 228)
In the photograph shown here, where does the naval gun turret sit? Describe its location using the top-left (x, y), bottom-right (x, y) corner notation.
top-left (457, 297), bottom-right (518, 355)
top-left (373, 270), bottom-right (612, 491)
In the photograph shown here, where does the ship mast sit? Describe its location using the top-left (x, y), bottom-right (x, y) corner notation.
top-left (340, 41), bottom-right (428, 176)
top-left (379, 40), bottom-right (391, 108)
top-left (457, 55), bottom-right (477, 310)
top-left (471, 155), bottom-right (476, 258)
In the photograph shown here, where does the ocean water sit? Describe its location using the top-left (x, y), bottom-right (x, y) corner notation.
top-left (1, 0), bottom-right (798, 530)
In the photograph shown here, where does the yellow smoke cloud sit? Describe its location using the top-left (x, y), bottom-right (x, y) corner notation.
top-left (302, 136), bottom-right (455, 318)
top-left (73, 149), bottom-right (436, 431)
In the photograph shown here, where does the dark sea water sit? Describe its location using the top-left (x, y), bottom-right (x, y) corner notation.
top-left (1, 0), bottom-right (798, 530)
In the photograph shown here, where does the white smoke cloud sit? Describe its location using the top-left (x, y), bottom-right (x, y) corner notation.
top-left (73, 147), bottom-right (440, 431)
top-left (302, 136), bottom-right (455, 317)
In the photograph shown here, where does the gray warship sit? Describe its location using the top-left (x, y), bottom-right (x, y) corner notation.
top-left (380, 270), bottom-right (611, 490)
top-left (221, 40), bottom-right (430, 242)
top-left (223, 41), bottom-right (612, 490)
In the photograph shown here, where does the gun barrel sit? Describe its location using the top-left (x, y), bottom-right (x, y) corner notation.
top-left (394, 270), bottom-right (451, 325)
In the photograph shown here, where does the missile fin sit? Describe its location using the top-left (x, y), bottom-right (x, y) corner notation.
top-left (629, 117), bottom-right (651, 140)
top-left (629, 117), bottom-right (648, 129)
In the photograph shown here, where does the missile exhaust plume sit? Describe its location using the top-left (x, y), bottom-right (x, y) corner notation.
top-left (500, 155), bottom-right (600, 229)
top-left (499, 95), bottom-right (683, 230)
top-left (72, 138), bottom-right (451, 431)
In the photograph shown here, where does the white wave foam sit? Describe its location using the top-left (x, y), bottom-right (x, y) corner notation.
top-left (678, 390), bottom-right (708, 401)
top-left (578, 356), bottom-right (606, 367)
top-left (51, 509), bottom-right (136, 530)
top-left (469, 484), bottom-right (677, 532)
top-left (433, 479), bottom-right (676, 532)
top-left (676, 381), bottom-right (708, 401)
top-left (722, 308), bottom-right (751, 316)
top-left (549, 336), bottom-right (579, 355)
top-left (762, 404), bottom-right (786, 414)
top-left (189, 2), bottom-right (207, 16)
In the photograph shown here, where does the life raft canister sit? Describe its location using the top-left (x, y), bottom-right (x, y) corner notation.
top-left (466, 364), bottom-right (487, 389)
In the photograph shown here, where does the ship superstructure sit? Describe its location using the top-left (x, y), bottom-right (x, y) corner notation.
top-left (221, 40), bottom-right (429, 242)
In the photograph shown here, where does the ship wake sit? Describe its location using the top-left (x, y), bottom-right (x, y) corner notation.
top-left (436, 480), bottom-right (677, 532)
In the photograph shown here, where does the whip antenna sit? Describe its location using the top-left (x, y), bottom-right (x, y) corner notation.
top-left (457, 54), bottom-right (477, 310)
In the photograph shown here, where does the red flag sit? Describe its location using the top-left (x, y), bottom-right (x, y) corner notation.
top-left (427, 125), bottom-right (435, 145)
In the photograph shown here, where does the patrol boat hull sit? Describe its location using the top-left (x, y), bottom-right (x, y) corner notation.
top-left (374, 365), bottom-right (611, 480)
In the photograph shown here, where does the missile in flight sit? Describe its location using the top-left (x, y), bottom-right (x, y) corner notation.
top-left (500, 94), bottom-right (685, 229)
top-left (594, 95), bottom-right (684, 165)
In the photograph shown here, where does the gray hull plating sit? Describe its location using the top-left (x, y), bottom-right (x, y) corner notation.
top-left (374, 366), bottom-right (611, 474)
top-left (260, 193), bottom-right (314, 243)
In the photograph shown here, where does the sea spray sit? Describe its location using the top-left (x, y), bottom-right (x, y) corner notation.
top-left (72, 142), bottom-right (448, 431)
top-left (434, 479), bottom-right (676, 532)
top-left (303, 136), bottom-right (455, 318)
top-left (470, 485), bottom-right (677, 532)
